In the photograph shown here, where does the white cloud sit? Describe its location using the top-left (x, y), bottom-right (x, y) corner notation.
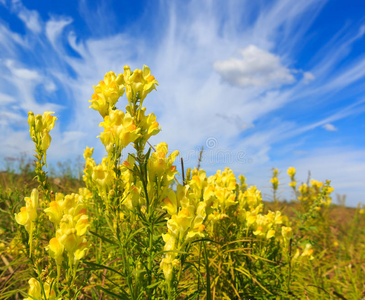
top-left (5, 59), bottom-right (41, 81)
top-left (214, 45), bottom-right (295, 88)
top-left (0, 111), bottom-right (23, 125)
top-left (0, 93), bottom-right (15, 104)
top-left (11, 0), bottom-right (42, 33)
top-left (303, 71), bottom-right (315, 83)
top-left (46, 16), bottom-right (73, 49)
top-left (323, 123), bottom-right (337, 131)
top-left (0, 23), bottom-right (27, 55)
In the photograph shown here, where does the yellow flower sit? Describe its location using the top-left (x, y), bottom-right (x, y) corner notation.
top-left (42, 111), bottom-right (57, 132)
top-left (92, 158), bottom-right (114, 191)
top-left (14, 189), bottom-right (39, 232)
top-left (270, 177), bottom-right (279, 187)
top-left (25, 278), bottom-right (42, 300)
top-left (289, 181), bottom-right (296, 188)
top-left (287, 167), bottom-right (296, 178)
top-left (121, 65), bottom-right (158, 104)
top-left (148, 143), bottom-right (179, 180)
top-left (160, 257), bottom-right (174, 283)
top-left (140, 65), bottom-right (159, 101)
top-left (246, 212), bottom-right (257, 226)
top-left (238, 174), bottom-right (248, 192)
top-left (28, 111), bottom-right (57, 155)
top-left (24, 278), bottom-right (56, 300)
top-left (89, 71), bottom-right (125, 117)
top-left (253, 226), bottom-right (264, 236)
top-left (274, 211), bottom-right (283, 224)
top-left (298, 183), bottom-right (308, 194)
top-left (281, 226), bottom-right (292, 240)
top-left (83, 147), bottom-right (94, 160)
top-left (44, 198), bottom-right (64, 226)
top-left (162, 189), bottom-right (178, 216)
top-left (132, 107), bottom-right (161, 148)
top-left (57, 217), bottom-right (89, 261)
top-left (99, 110), bottom-right (141, 154)
top-left (47, 237), bottom-right (64, 265)
top-left (46, 192), bottom-right (90, 262)
top-left (266, 229), bottom-right (275, 239)
top-left (239, 186), bottom-right (263, 212)
top-left (302, 243), bottom-right (314, 260)
top-left (310, 179), bottom-right (323, 189)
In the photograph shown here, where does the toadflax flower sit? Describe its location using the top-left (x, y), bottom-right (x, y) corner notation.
top-left (15, 189), bottom-right (39, 232)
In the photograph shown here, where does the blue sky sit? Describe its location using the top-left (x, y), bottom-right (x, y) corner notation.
top-left (0, 0), bottom-right (365, 206)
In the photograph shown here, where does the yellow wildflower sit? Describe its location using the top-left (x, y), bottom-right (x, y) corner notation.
top-left (289, 181), bottom-right (296, 188)
top-left (89, 71), bottom-right (125, 117)
top-left (47, 237), bottom-right (64, 265)
top-left (99, 110), bottom-right (141, 155)
top-left (281, 226), bottom-right (292, 240)
top-left (148, 143), bottom-right (179, 180)
top-left (287, 167), bottom-right (296, 178)
top-left (15, 189), bottom-right (39, 232)
top-left (121, 65), bottom-right (158, 105)
top-left (28, 111), bottom-right (57, 153)
top-left (301, 243), bottom-right (314, 260)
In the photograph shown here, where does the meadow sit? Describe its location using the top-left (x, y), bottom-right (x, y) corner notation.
top-left (0, 65), bottom-right (364, 299)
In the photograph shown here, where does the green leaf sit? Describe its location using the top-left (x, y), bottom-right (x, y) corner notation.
top-left (95, 285), bottom-right (129, 300)
top-left (89, 230), bottom-right (117, 245)
top-left (83, 261), bottom-right (124, 277)
top-left (146, 281), bottom-right (160, 289)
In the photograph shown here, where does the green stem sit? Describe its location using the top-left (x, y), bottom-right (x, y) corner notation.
top-left (29, 222), bottom-right (33, 258)
top-left (147, 219), bottom-right (154, 299)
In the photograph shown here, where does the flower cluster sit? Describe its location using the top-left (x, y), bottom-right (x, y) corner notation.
top-left (148, 143), bottom-right (179, 186)
top-left (14, 189), bottom-right (39, 254)
top-left (160, 183), bottom-right (206, 285)
top-left (89, 65), bottom-right (158, 118)
top-left (27, 111), bottom-right (57, 157)
top-left (14, 189), bottom-right (39, 233)
top-left (45, 192), bottom-right (90, 264)
top-left (99, 109), bottom-right (141, 157)
top-left (293, 243), bottom-right (314, 261)
top-left (287, 167), bottom-right (296, 188)
top-left (159, 166), bottom-right (294, 289)
top-left (270, 168), bottom-right (280, 191)
top-left (24, 278), bottom-right (57, 300)
top-left (236, 185), bottom-right (291, 243)
top-left (297, 179), bottom-right (334, 208)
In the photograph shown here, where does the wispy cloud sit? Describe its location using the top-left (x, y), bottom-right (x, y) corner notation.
top-left (11, 0), bottom-right (42, 33)
top-left (0, 0), bottom-right (364, 206)
top-left (323, 123), bottom-right (337, 131)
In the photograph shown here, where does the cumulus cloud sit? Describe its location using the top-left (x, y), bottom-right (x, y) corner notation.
top-left (323, 123), bottom-right (337, 131)
top-left (213, 45), bottom-right (295, 88)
